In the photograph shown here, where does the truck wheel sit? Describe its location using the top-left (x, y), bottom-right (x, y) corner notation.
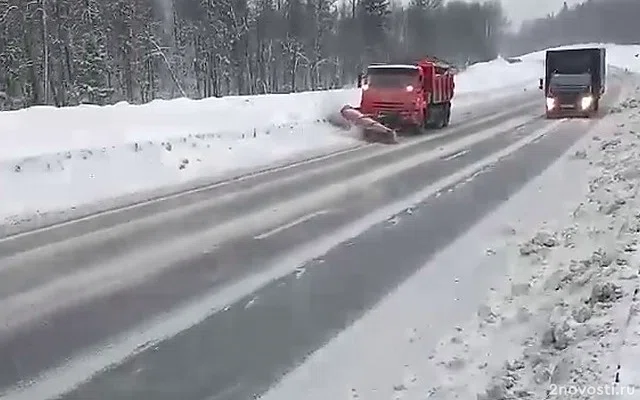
top-left (442, 103), bottom-right (451, 127)
top-left (435, 105), bottom-right (447, 129)
top-left (426, 105), bottom-right (443, 129)
top-left (421, 108), bottom-right (430, 131)
top-left (593, 98), bottom-right (599, 111)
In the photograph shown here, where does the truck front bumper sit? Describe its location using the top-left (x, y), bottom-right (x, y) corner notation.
top-left (546, 95), bottom-right (596, 118)
top-left (366, 109), bottom-right (422, 128)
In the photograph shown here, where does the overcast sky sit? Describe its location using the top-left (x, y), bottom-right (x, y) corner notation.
top-left (497, 0), bottom-right (584, 27)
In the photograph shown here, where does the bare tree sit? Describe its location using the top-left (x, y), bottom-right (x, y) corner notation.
top-left (0, 0), bottom-right (514, 110)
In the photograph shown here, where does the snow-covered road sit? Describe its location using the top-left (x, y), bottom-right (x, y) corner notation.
top-left (429, 79), bottom-right (640, 400)
top-left (256, 71), bottom-right (637, 400)
top-left (0, 91), bottom-right (547, 397)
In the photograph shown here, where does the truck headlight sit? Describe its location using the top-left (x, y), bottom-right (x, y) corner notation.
top-left (406, 85), bottom-right (414, 92)
top-left (546, 97), bottom-right (555, 110)
top-left (581, 95), bottom-right (593, 110)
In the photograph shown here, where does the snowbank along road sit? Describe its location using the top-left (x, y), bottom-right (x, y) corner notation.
top-left (0, 70), bottom-right (628, 400)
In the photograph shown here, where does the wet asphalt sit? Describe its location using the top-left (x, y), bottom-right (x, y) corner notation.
top-left (0, 104), bottom-right (547, 393)
top-left (58, 117), bottom-right (594, 400)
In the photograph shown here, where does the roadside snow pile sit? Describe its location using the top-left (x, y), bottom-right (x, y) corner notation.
top-left (0, 89), bottom-right (361, 162)
top-left (606, 44), bottom-right (640, 73)
top-left (428, 84), bottom-right (640, 399)
top-left (455, 56), bottom-right (542, 94)
top-left (0, 56), bottom-right (541, 164)
top-left (0, 89), bottom-right (365, 226)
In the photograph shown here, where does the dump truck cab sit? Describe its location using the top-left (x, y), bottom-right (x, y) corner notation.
top-left (360, 64), bottom-right (424, 129)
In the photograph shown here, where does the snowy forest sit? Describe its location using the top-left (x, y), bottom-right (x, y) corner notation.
top-left (0, 0), bottom-right (506, 108)
top-left (503, 0), bottom-right (640, 56)
top-left (1, 0), bottom-right (638, 111)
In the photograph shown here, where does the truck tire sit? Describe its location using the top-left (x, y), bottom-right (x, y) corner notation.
top-left (426, 104), bottom-right (444, 129)
top-left (594, 98), bottom-right (600, 111)
top-left (422, 108), bottom-right (431, 131)
top-left (436, 104), bottom-right (447, 129)
top-left (442, 102), bottom-right (451, 127)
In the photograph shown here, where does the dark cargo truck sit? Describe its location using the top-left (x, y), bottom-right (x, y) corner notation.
top-left (539, 47), bottom-right (606, 118)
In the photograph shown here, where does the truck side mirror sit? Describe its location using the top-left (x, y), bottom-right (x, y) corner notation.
top-left (357, 73), bottom-right (363, 88)
top-left (538, 78), bottom-right (543, 90)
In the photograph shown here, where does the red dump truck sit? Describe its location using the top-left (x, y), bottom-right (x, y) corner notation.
top-left (341, 58), bottom-right (456, 143)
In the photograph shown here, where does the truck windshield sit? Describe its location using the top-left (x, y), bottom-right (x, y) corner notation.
top-left (550, 73), bottom-right (591, 88)
top-left (366, 68), bottom-right (418, 88)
